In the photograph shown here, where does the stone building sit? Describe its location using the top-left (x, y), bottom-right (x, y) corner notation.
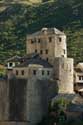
top-left (74, 63), bottom-right (83, 92)
top-left (0, 27), bottom-right (75, 125)
top-left (26, 28), bottom-right (73, 94)
top-left (5, 55), bottom-right (21, 70)
top-left (13, 54), bottom-right (53, 80)
top-left (26, 28), bottom-right (67, 65)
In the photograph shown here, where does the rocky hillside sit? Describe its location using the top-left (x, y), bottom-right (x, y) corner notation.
top-left (0, 0), bottom-right (83, 63)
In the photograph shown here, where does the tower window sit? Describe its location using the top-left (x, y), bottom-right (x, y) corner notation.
top-left (46, 58), bottom-right (48, 61)
top-left (31, 39), bottom-right (34, 44)
top-left (59, 37), bottom-right (62, 42)
top-left (38, 38), bottom-right (40, 43)
top-left (64, 49), bottom-right (66, 54)
top-left (40, 50), bottom-right (43, 54)
top-left (62, 55), bottom-right (64, 57)
top-left (35, 49), bottom-right (37, 53)
top-left (46, 49), bottom-right (48, 54)
top-left (42, 70), bottom-right (44, 75)
top-left (16, 70), bottom-right (18, 75)
top-left (79, 76), bottom-right (82, 80)
top-left (49, 37), bottom-right (52, 42)
top-left (47, 71), bottom-right (50, 75)
top-left (33, 70), bottom-right (36, 75)
top-left (21, 70), bottom-right (24, 75)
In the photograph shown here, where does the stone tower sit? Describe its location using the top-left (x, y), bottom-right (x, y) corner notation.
top-left (53, 58), bottom-right (74, 94)
top-left (26, 28), bottom-right (67, 65)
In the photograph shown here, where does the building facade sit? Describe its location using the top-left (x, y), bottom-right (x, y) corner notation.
top-left (74, 63), bottom-right (83, 92)
top-left (1, 27), bottom-right (75, 125)
top-left (26, 28), bottom-right (67, 65)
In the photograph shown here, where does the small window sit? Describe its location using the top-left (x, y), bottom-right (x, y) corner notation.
top-left (46, 58), bottom-right (48, 61)
top-left (62, 55), bottom-right (64, 57)
top-left (46, 49), bottom-right (48, 54)
top-left (63, 49), bottom-right (66, 54)
top-left (49, 37), bottom-right (52, 42)
top-left (42, 70), bottom-right (44, 75)
top-left (31, 39), bottom-right (34, 44)
top-left (33, 70), bottom-right (36, 75)
top-left (35, 49), bottom-right (37, 53)
top-left (21, 70), bottom-right (24, 75)
top-left (38, 38), bottom-right (40, 43)
top-left (16, 70), bottom-right (18, 75)
top-left (59, 37), bottom-right (62, 42)
top-left (79, 76), bottom-right (82, 80)
top-left (47, 71), bottom-right (50, 75)
top-left (9, 62), bottom-right (13, 67)
top-left (40, 50), bottom-right (43, 54)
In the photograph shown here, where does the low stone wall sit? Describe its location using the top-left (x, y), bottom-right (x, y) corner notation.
top-left (0, 122), bottom-right (29, 125)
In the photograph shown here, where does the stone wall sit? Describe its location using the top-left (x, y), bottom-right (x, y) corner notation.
top-left (25, 78), bottom-right (47, 124)
top-left (13, 66), bottom-right (53, 80)
top-left (8, 77), bottom-right (56, 124)
top-left (0, 122), bottom-right (29, 125)
top-left (0, 79), bottom-right (9, 121)
top-left (8, 78), bottom-right (27, 121)
top-left (0, 76), bottom-right (57, 125)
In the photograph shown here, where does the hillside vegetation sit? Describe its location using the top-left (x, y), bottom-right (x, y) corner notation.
top-left (0, 0), bottom-right (83, 63)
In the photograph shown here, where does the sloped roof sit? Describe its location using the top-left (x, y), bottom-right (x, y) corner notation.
top-left (27, 27), bottom-right (65, 38)
top-left (15, 54), bottom-right (52, 68)
top-left (5, 55), bottom-right (21, 62)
